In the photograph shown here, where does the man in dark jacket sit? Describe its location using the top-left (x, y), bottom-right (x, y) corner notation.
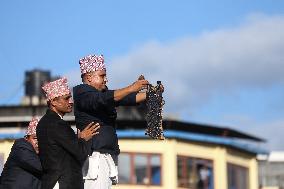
top-left (0, 117), bottom-right (42, 189)
top-left (37, 77), bottom-right (100, 189)
top-left (73, 54), bottom-right (150, 188)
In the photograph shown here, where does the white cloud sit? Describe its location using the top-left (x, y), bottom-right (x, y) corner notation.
top-left (102, 13), bottom-right (284, 114)
top-left (66, 13), bottom-right (284, 113)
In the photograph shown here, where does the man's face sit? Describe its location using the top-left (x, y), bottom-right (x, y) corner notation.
top-left (25, 134), bottom-right (39, 154)
top-left (87, 70), bottom-right (108, 91)
top-left (51, 94), bottom-right (73, 114)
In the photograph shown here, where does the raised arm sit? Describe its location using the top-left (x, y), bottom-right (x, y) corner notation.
top-left (113, 79), bottom-right (148, 101)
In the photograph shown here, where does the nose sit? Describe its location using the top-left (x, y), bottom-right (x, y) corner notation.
top-left (69, 98), bottom-right (74, 104)
top-left (104, 76), bottom-right (108, 83)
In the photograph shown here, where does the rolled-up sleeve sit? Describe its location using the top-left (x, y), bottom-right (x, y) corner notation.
top-left (115, 92), bottom-right (138, 106)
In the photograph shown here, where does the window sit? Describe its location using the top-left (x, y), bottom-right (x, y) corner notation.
top-left (227, 163), bottom-right (249, 189)
top-left (118, 153), bottom-right (131, 183)
top-left (0, 153), bottom-right (4, 174)
top-left (134, 154), bottom-right (148, 184)
top-left (118, 152), bottom-right (162, 185)
top-left (177, 156), bottom-right (214, 189)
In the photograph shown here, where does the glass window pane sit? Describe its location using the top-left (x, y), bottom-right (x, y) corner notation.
top-left (187, 158), bottom-right (197, 188)
top-left (177, 156), bottom-right (185, 187)
top-left (0, 153), bottom-right (4, 174)
top-left (239, 166), bottom-right (248, 189)
top-left (177, 156), bottom-right (214, 189)
top-left (151, 155), bottom-right (161, 185)
top-left (196, 160), bottom-right (214, 189)
top-left (118, 153), bottom-right (131, 184)
top-left (134, 154), bottom-right (148, 184)
top-left (227, 164), bottom-right (248, 189)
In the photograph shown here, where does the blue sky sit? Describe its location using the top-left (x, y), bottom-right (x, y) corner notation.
top-left (0, 0), bottom-right (284, 150)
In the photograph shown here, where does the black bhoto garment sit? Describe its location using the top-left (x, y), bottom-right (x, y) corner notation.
top-left (73, 84), bottom-right (137, 155)
top-left (36, 109), bottom-right (91, 189)
top-left (0, 138), bottom-right (42, 189)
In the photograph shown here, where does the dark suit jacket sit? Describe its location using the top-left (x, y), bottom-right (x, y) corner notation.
top-left (0, 138), bottom-right (42, 189)
top-left (73, 84), bottom-right (137, 155)
top-left (37, 109), bottom-right (91, 189)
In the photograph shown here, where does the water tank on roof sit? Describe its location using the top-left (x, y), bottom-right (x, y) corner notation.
top-left (25, 69), bottom-right (51, 97)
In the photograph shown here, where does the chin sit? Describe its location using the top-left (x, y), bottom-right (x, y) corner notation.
top-left (101, 86), bottom-right (107, 91)
top-left (65, 107), bottom-right (72, 113)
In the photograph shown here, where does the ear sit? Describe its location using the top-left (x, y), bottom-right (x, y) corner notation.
top-left (50, 98), bottom-right (59, 108)
top-left (86, 74), bottom-right (91, 82)
top-left (83, 73), bottom-right (90, 83)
